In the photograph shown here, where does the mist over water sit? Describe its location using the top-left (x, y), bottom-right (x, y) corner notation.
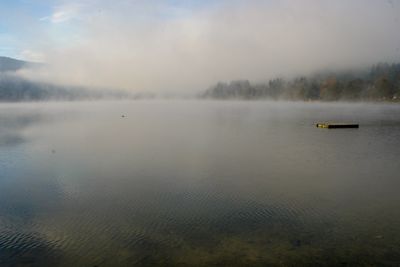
top-left (1, 100), bottom-right (400, 266)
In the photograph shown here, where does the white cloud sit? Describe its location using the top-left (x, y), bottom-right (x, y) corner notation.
top-left (19, 49), bottom-right (45, 62)
top-left (40, 2), bottom-right (84, 24)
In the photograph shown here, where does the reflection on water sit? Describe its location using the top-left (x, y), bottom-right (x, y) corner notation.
top-left (1, 101), bottom-right (400, 266)
top-left (0, 111), bottom-right (42, 147)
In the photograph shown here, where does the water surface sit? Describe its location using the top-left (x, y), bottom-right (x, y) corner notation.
top-left (1, 101), bottom-right (400, 266)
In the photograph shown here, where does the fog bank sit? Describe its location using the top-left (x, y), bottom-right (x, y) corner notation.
top-left (14, 0), bottom-right (400, 93)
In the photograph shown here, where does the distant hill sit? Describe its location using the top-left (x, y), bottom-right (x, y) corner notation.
top-left (0, 56), bottom-right (130, 101)
top-left (202, 63), bottom-right (400, 102)
top-left (0, 56), bottom-right (29, 72)
top-left (0, 56), bottom-right (42, 73)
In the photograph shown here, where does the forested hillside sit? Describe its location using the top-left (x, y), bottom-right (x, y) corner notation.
top-left (203, 63), bottom-right (400, 101)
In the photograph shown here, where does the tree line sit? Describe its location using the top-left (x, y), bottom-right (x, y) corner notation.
top-left (202, 63), bottom-right (400, 101)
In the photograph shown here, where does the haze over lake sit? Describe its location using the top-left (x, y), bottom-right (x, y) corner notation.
top-left (1, 1), bottom-right (400, 265)
top-left (1, 100), bottom-right (400, 266)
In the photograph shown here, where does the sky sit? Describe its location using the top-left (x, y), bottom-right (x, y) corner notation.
top-left (1, 0), bottom-right (400, 93)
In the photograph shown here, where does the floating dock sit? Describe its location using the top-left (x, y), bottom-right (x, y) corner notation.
top-left (316, 123), bottom-right (359, 129)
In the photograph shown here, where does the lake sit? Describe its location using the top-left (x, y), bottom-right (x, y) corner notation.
top-left (1, 100), bottom-right (400, 266)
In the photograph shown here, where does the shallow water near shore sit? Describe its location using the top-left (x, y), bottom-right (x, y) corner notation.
top-left (1, 100), bottom-right (400, 266)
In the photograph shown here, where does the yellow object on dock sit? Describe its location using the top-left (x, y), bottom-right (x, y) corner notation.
top-left (316, 123), bottom-right (359, 129)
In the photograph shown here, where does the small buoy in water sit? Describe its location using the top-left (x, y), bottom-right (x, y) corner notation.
top-left (121, 115), bottom-right (126, 118)
top-left (316, 123), bottom-right (359, 129)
